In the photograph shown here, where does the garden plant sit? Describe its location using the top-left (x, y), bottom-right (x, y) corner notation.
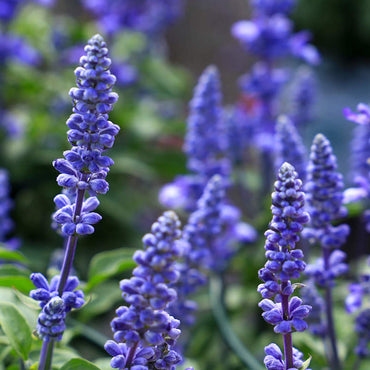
top-left (0, 0), bottom-right (369, 370)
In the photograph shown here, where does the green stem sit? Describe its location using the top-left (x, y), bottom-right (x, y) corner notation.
top-left (210, 275), bottom-right (264, 370)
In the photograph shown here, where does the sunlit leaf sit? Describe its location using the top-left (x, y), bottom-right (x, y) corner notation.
top-left (0, 302), bottom-right (32, 360)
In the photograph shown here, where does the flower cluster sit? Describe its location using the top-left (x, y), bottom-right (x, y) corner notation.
top-left (258, 162), bottom-right (311, 367)
top-left (52, 34), bottom-right (119, 234)
top-left (106, 211), bottom-right (185, 369)
top-left (264, 343), bottom-right (311, 370)
top-left (0, 169), bottom-right (19, 251)
top-left (29, 273), bottom-right (85, 341)
top-left (289, 66), bottom-right (316, 127)
top-left (301, 281), bottom-right (326, 337)
top-left (343, 103), bottom-right (370, 232)
top-left (230, 0), bottom-right (319, 156)
top-left (258, 162), bottom-right (309, 298)
top-left (82, 0), bottom-right (184, 36)
top-left (159, 66), bottom-right (229, 212)
top-left (305, 250), bottom-right (348, 288)
top-left (275, 115), bottom-right (306, 180)
top-left (303, 134), bottom-right (349, 247)
top-left (345, 258), bottom-right (370, 358)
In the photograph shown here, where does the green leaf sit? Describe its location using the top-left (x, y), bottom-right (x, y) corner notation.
top-left (86, 248), bottom-right (136, 291)
top-left (60, 358), bottom-right (101, 370)
top-left (0, 302), bottom-right (32, 360)
top-left (0, 247), bottom-right (27, 263)
top-left (0, 264), bottom-right (30, 277)
top-left (0, 276), bottom-right (35, 293)
top-left (12, 288), bottom-right (40, 310)
top-left (79, 282), bottom-right (122, 321)
top-left (300, 355), bottom-right (312, 370)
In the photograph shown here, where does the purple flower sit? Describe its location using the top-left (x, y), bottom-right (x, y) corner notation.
top-left (301, 281), bottom-right (326, 337)
top-left (275, 115), bottom-right (307, 180)
top-left (343, 103), bottom-right (370, 232)
top-left (346, 258), bottom-right (370, 358)
top-left (289, 66), bottom-right (317, 126)
top-left (305, 250), bottom-right (348, 287)
top-left (251, 0), bottom-right (296, 16)
top-left (354, 308), bottom-right (370, 358)
top-left (303, 134), bottom-right (350, 247)
top-left (159, 66), bottom-right (230, 212)
top-left (231, 15), bottom-right (319, 64)
top-left (52, 34), bottom-right (119, 235)
top-left (0, 32), bottom-right (40, 66)
top-left (29, 274), bottom-right (85, 341)
top-left (258, 163), bottom-right (311, 367)
top-left (169, 175), bottom-right (256, 326)
top-left (343, 103), bottom-right (370, 125)
top-left (107, 211), bottom-right (184, 369)
top-left (239, 62), bottom-right (288, 102)
top-left (184, 65), bottom-right (228, 178)
top-left (82, 0), bottom-right (184, 36)
top-left (264, 343), bottom-right (311, 370)
top-left (0, 169), bottom-right (20, 253)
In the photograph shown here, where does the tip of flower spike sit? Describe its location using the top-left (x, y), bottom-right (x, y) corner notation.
top-left (197, 65), bottom-right (221, 92)
top-left (279, 162), bottom-right (296, 175)
top-left (204, 65), bottom-right (218, 76)
top-left (162, 210), bottom-right (180, 223)
top-left (276, 115), bottom-right (293, 130)
top-left (89, 34), bottom-right (105, 43)
top-left (313, 133), bottom-right (327, 145)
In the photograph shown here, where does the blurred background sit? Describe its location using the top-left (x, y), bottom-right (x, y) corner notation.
top-left (0, 0), bottom-right (369, 369)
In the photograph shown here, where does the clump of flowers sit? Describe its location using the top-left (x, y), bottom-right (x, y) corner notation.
top-left (29, 33), bottom-right (119, 369)
top-left (0, 169), bottom-right (19, 252)
top-left (274, 115), bottom-right (306, 180)
top-left (106, 211), bottom-right (185, 369)
top-left (82, 0), bottom-right (184, 37)
top-left (29, 274), bottom-right (85, 341)
top-left (231, 0), bottom-right (319, 151)
top-left (159, 66), bottom-right (228, 212)
top-left (258, 162), bottom-right (311, 369)
top-left (303, 134), bottom-right (349, 369)
top-left (343, 103), bottom-right (370, 232)
top-left (345, 257), bottom-right (370, 359)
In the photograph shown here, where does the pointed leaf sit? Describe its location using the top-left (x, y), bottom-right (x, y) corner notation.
top-left (300, 356), bottom-right (312, 370)
top-left (86, 248), bottom-right (136, 291)
top-left (60, 358), bottom-right (101, 370)
top-left (0, 302), bottom-right (32, 360)
top-left (0, 247), bottom-right (27, 263)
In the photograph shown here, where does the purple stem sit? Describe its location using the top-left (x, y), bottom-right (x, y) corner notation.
top-left (57, 174), bottom-right (87, 295)
top-left (281, 282), bottom-right (293, 369)
top-left (38, 340), bottom-right (54, 370)
top-left (125, 342), bottom-right (139, 367)
top-left (323, 247), bottom-right (342, 370)
top-left (39, 174), bottom-right (88, 370)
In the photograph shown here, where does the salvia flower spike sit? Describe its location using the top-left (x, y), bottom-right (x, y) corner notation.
top-left (303, 133), bottom-right (349, 369)
top-left (258, 162), bottom-right (311, 369)
top-left (159, 66), bottom-right (229, 212)
top-left (30, 34), bottom-right (119, 370)
top-left (106, 211), bottom-right (185, 369)
top-left (275, 115), bottom-right (307, 181)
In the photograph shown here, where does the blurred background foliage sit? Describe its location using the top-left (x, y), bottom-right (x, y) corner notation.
top-left (0, 0), bottom-right (369, 369)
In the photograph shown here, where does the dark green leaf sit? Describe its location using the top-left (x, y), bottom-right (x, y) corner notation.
top-left (60, 358), bottom-right (101, 370)
top-left (79, 282), bottom-right (122, 321)
top-left (0, 264), bottom-right (30, 277)
top-left (0, 302), bottom-right (32, 360)
top-left (86, 248), bottom-right (136, 291)
top-left (0, 276), bottom-right (35, 294)
top-left (0, 247), bottom-right (27, 263)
